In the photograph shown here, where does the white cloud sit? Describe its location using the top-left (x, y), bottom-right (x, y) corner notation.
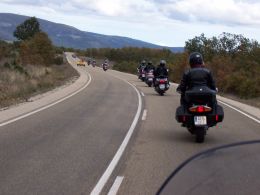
top-left (159, 0), bottom-right (260, 26)
top-left (1, 0), bottom-right (260, 46)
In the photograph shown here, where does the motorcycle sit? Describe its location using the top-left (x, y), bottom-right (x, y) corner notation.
top-left (175, 86), bottom-right (224, 143)
top-left (92, 60), bottom-right (96, 67)
top-left (154, 76), bottom-right (170, 95)
top-left (102, 63), bottom-right (109, 71)
top-left (138, 67), bottom-right (146, 81)
top-left (145, 69), bottom-right (154, 87)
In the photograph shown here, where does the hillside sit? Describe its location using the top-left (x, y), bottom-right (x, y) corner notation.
top-left (0, 13), bottom-right (183, 52)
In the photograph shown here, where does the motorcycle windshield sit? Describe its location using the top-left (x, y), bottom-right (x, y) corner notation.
top-left (158, 140), bottom-right (260, 195)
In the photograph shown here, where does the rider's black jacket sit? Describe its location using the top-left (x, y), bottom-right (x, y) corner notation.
top-left (154, 66), bottom-right (168, 77)
top-left (177, 66), bottom-right (216, 105)
top-left (144, 64), bottom-right (155, 72)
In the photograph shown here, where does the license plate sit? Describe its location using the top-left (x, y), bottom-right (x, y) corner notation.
top-left (159, 84), bottom-right (165, 90)
top-left (148, 78), bottom-right (153, 81)
top-left (194, 116), bottom-right (207, 126)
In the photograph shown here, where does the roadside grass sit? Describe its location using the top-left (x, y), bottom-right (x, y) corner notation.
top-left (219, 93), bottom-right (260, 109)
top-left (0, 57), bottom-right (78, 108)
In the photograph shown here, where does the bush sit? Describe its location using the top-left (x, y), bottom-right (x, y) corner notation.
top-left (54, 56), bottom-right (64, 65)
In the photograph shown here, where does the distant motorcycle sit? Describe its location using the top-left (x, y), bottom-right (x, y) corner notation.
top-left (102, 63), bottom-right (109, 71)
top-left (137, 67), bottom-right (146, 81)
top-left (145, 69), bottom-right (154, 87)
top-left (154, 76), bottom-right (170, 95)
top-left (92, 60), bottom-right (96, 67)
top-left (175, 86), bottom-right (224, 143)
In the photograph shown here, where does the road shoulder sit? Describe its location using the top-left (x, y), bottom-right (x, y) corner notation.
top-left (0, 53), bottom-right (90, 124)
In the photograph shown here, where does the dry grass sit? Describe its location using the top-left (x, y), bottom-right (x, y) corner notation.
top-left (219, 93), bottom-right (260, 109)
top-left (0, 58), bottom-right (78, 108)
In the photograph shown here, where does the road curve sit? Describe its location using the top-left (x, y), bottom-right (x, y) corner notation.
top-left (0, 60), bottom-right (139, 194)
top-left (1, 57), bottom-right (259, 195)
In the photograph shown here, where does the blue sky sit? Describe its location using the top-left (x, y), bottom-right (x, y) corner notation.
top-left (0, 0), bottom-right (260, 47)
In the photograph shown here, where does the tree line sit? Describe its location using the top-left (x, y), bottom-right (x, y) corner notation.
top-left (77, 33), bottom-right (260, 99)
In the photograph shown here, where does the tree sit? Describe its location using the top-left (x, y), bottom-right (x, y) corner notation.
top-left (20, 32), bottom-right (54, 66)
top-left (13, 17), bottom-right (40, 41)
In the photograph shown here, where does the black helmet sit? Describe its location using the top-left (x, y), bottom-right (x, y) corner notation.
top-left (159, 60), bottom-right (166, 67)
top-left (189, 52), bottom-right (203, 67)
top-left (148, 61), bottom-right (152, 65)
top-left (141, 60), bottom-right (146, 65)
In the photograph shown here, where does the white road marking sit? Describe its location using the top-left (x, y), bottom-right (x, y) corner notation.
top-left (219, 100), bottom-right (260, 124)
top-left (107, 176), bottom-right (124, 195)
top-left (0, 69), bottom-right (92, 127)
top-left (142, 109), bottom-right (147, 121)
top-left (141, 92), bottom-right (145, 97)
top-left (90, 74), bottom-right (142, 195)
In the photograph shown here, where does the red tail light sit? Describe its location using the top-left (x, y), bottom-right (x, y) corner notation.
top-left (159, 80), bottom-right (165, 84)
top-left (216, 115), bottom-right (219, 121)
top-left (189, 105), bottom-right (212, 113)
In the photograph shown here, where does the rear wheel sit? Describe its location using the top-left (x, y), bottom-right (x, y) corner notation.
top-left (148, 83), bottom-right (152, 87)
top-left (195, 127), bottom-right (205, 143)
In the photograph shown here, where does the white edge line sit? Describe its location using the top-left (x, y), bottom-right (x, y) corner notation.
top-left (107, 176), bottom-right (124, 195)
top-left (0, 66), bottom-right (92, 127)
top-left (90, 75), bottom-right (142, 195)
top-left (142, 109), bottom-right (147, 121)
top-left (218, 100), bottom-right (260, 124)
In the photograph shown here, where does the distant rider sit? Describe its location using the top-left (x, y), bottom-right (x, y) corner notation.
top-left (138, 60), bottom-right (146, 70)
top-left (144, 61), bottom-right (155, 72)
top-left (154, 60), bottom-right (168, 77)
top-left (177, 52), bottom-right (216, 105)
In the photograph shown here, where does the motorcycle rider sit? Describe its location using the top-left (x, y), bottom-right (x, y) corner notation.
top-left (177, 52), bottom-right (216, 106)
top-left (137, 60), bottom-right (147, 79)
top-left (154, 60), bottom-right (168, 77)
top-left (144, 61), bottom-right (155, 72)
top-left (138, 60), bottom-right (147, 70)
top-left (154, 60), bottom-right (169, 85)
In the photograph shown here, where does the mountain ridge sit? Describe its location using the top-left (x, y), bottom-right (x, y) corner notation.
top-left (0, 13), bottom-right (184, 52)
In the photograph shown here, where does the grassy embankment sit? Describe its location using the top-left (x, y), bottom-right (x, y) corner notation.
top-left (0, 40), bottom-right (78, 109)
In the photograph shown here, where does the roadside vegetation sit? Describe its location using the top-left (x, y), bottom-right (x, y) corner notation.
top-left (0, 17), bottom-right (78, 108)
top-left (76, 33), bottom-right (260, 105)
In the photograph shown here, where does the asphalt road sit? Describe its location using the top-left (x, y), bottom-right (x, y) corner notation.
top-left (0, 58), bottom-right (138, 195)
top-left (107, 70), bottom-right (260, 195)
top-left (1, 57), bottom-right (259, 195)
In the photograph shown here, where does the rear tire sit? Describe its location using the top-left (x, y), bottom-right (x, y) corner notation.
top-left (148, 83), bottom-right (152, 87)
top-left (195, 128), bottom-right (205, 143)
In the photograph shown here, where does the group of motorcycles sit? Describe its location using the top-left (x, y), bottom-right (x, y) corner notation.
top-left (137, 67), bottom-right (224, 143)
top-left (87, 59), bottom-right (109, 71)
top-left (138, 67), bottom-right (170, 96)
